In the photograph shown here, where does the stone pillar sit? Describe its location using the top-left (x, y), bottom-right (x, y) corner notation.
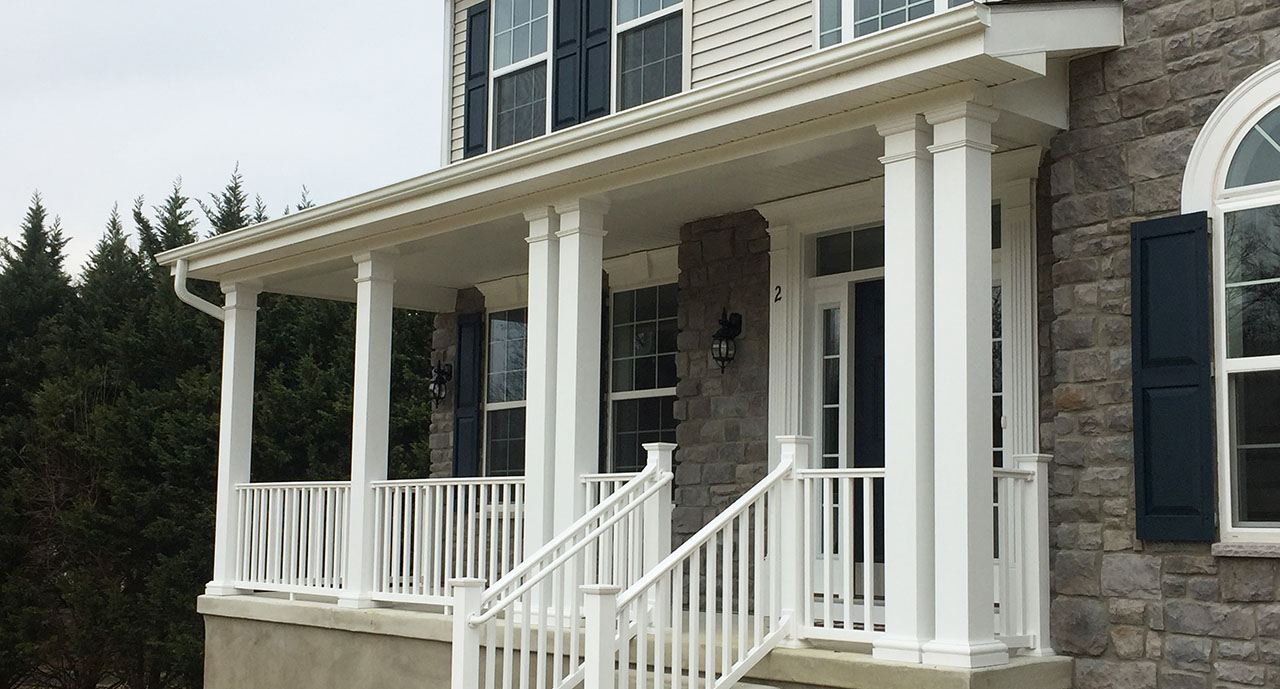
top-left (207, 281), bottom-right (261, 596)
top-left (552, 198), bottom-right (608, 534)
top-left (339, 250), bottom-right (396, 608)
top-left (524, 206), bottom-right (560, 551)
top-left (920, 102), bottom-right (1008, 668)
top-left (872, 115), bottom-right (935, 663)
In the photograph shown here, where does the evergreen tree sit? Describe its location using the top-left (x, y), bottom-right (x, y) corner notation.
top-left (198, 166), bottom-right (250, 235)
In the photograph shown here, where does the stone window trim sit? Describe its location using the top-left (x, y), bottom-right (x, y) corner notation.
top-left (1183, 59), bottom-right (1280, 545)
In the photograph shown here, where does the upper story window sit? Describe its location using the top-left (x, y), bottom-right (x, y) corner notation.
top-left (609, 283), bottom-right (679, 472)
top-left (485, 308), bottom-right (528, 476)
top-left (462, 0), bottom-right (684, 157)
top-left (817, 0), bottom-right (968, 48)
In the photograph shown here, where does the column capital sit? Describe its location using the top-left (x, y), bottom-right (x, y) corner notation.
top-left (353, 250), bottom-right (397, 284)
top-left (924, 101), bottom-right (1000, 127)
top-left (523, 205), bottom-right (558, 223)
top-left (553, 196), bottom-right (611, 218)
top-left (219, 279), bottom-right (263, 297)
top-left (876, 113), bottom-right (929, 138)
top-left (220, 281), bottom-right (262, 311)
top-left (526, 205), bottom-right (562, 244)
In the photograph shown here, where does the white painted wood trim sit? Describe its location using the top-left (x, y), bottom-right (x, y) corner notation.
top-left (602, 245), bottom-right (680, 290)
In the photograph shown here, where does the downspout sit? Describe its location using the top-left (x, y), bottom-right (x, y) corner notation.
top-left (172, 258), bottom-right (226, 321)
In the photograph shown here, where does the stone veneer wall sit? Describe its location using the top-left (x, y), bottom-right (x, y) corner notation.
top-left (427, 287), bottom-right (485, 479)
top-left (1041, 2), bottom-right (1280, 688)
top-left (671, 210), bottom-right (771, 542)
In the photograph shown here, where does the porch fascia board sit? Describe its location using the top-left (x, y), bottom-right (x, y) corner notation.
top-left (156, 1), bottom-right (1120, 286)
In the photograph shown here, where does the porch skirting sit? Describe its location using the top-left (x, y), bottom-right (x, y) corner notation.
top-left (199, 596), bottom-right (1071, 689)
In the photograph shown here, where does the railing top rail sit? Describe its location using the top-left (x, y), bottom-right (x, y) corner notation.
top-left (580, 472), bottom-right (640, 482)
top-left (470, 469), bottom-right (673, 625)
top-left (616, 456), bottom-right (792, 609)
top-left (234, 481), bottom-right (351, 490)
top-left (994, 467), bottom-right (1036, 481)
top-left (795, 467), bottom-right (886, 478)
top-left (370, 476), bottom-right (526, 487)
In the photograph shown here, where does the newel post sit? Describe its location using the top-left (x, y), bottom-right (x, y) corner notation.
top-left (582, 584), bottom-right (621, 689)
top-left (1014, 454), bottom-right (1054, 656)
top-left (450, 578), bottom-right (484, 689)
top-left (777, 436), bottom-right (811, 644)
top-left (642, 442), bottom-right (675, 573)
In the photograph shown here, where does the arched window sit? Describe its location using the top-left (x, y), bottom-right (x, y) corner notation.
top-left (1185, 61), bottom-right (1280, 543)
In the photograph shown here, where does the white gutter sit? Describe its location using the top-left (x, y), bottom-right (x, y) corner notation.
top-left (173, 258), bottom-right (226, 321)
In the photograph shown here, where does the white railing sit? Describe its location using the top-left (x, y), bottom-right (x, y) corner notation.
top-left (993, 454), bottom-right (1052, 653)
top-left (797, 466), bottom-right (886, 643)
top-left (371, 477), bottom-right (526, 605)
top-left (234, 481), bottom-right (351, 594)
top-left (582, 471), bottom-right (639, 512)
top-left (583, 439), bottom-right (804, 689)
top-left (452, 444), bottom-right (675, 689)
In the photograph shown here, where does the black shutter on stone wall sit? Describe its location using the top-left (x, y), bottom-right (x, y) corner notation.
top-left (552, 0), bottom-right (611, 131)
top-left (463, 2), bottom-right (490, 159)
top-left (1131, 212), bottom-right (1215, 542)
top-left (453, 313), bottom-right (484, 477)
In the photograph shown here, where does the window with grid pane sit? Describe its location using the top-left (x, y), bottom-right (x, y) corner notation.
top-left (494, 65), bottom-right (546, 149)
top-left (618, 14), bottom-right (682, 111)
top-left (493, 0), bottom-right (548, 69)
top-left (853, 0), bottom-right (933, 38)
top-left (486, 308), bottom-right (528, 476)
top-left (610, 283), bottom-right (679, 472)
top-left (618, 0), bottom-right (679, 24)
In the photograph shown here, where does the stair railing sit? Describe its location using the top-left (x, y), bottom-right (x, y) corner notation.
top-left (585, 437), bottom-right (811, 689)
top-left (451, 443), bottom-right (676, 689)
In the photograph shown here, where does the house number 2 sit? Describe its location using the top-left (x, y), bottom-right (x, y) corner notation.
top-left (774, 286), bottom-right (782, 302)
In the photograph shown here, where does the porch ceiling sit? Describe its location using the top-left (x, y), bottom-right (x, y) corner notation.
top-left (156, 0), bottom-right (1123, 312)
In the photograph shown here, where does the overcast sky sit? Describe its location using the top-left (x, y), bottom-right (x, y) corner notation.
top-left (1, 1), bottom-right (445, 277)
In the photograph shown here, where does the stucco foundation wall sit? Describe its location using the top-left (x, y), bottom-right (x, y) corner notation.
top-left (672, 210), bottom-right (771, 540)
top-left (1040, 2), bottom-right (1280, 687)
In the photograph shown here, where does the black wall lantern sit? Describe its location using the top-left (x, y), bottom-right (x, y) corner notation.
top-left (711, 309), bottom-right (742, 373)
top-left (428, 362), bottom-right (453, 402)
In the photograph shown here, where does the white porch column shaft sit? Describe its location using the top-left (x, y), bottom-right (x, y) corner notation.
top-left (872, 116), bottom-right (935, 663)
top-left (340, 251), bottom-right (396, 608)
top-left (553, 198), bottom-right (608, 534)
top-left (921, 102), bottom-right (1008, 668)
top-left (524, 207), bottom-right (561, 551)
top-left (1001, 182), bottom-right (1039, 456)
top-left (766, 225), bottom-right (803, 467)
top-left (207, 282), bottom-right (260, 596)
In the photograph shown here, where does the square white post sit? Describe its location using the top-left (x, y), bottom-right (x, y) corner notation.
top-left (776, 435), bottom-right (811, 644)
top-left (207, 281), bottom-right (260, 596)
top-left (450, 578), bottom-right (485, 689)
top-left (552, 198), bottom-right (608, 534)
top-left (582, 584), bottom-right (621, 689)
top-left (642, 443), bottom-right (675, 572)
top-left (920, 101), bottom-right (1008, 668)
top-left (524, 206), bottom-right (560, 552)
top-left (339, 250), bottom-right (396, 608)
top-left (873, 115), bottom-right (935, 664)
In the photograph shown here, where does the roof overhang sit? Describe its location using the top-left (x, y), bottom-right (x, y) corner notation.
top-left (156, 0), bottom-right (1122, 296)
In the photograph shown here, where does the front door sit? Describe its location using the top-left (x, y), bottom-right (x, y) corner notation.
top-left (807, 276), bottom-right (886, 629)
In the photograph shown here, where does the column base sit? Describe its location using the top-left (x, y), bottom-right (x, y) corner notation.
top-left (205, 581), bottom-right (250, 596)
top-left (1020, 646), bottom-right (1057, 658)
top-left (336, 595), bottom-right (384, 609)
top-left (921, 639), bottom-right (1009, 668)
top-left (872, 636), bottom-right (925, 664)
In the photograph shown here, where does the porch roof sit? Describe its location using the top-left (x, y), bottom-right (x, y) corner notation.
top-left (155, 0), bottom-right (1121, 311)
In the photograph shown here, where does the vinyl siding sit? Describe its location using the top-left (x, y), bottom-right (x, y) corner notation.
top-left (690, 0), bottom-right (813, 88)
top-left (450, 0), bottom-right (485, 163)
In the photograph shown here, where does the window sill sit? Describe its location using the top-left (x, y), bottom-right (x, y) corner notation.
top-left (1211, 541), bottom-right (1280, 559)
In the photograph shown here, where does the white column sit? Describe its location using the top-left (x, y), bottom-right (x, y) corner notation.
top-left (524, 206), bottom-right (560, 551)
top-left (872, 115), bottom-right (935, 664)
top-left (777, 435), bottom-right (811, 645)
top-left (920, 102), bottom-right (1008, 668)
top-left (207, 281), bottom-right (260, 596)
top-left (1001, 180), bottom-right (1039, 458)
top-left (339, 250), bottom-right (396, 608)
top-left (766, 225), bottom-right (803, 468)
top-left (552, 198), bottom-right (608, 534)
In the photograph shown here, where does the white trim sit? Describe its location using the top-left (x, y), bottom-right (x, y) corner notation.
top-left (605, 281), bottom-right (680, 472)
top-left (475, 274), bottom-right (530, 312)
top-left (493, 52), bottom-right (550, 80)
top-left (603, 245), bottom-right (680, 290)
top-left (615, 3), bottom-right (682, 36)
top-left (1183, 60), bottom-right (1280, 545)
top-left (610, 387), bottom-right (677, 401)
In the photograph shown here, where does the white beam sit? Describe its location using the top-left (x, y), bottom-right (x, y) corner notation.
top-left (207, 281), bottom-right (261, 596)
top-left (339, 250), bottom-right (396, 608)
top-left (921, 101), bottom-right (1008, 668)
top-left (523, 206), bottom-right (560, 551)
top-left (552, 198), bottom-right (608, 533)
top-left (873, 115), bottom-right (935, 664)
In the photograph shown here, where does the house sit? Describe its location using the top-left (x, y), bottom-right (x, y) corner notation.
top-left (154, 1), bottom-right (1280, 687)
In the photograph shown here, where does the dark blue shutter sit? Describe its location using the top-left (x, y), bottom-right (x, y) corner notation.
top-left (463, 2), bottom-right (490, 159)
top-left (552, 0), bottom-right (611, 131)
top-left (1131, 212), bottom-right (1214, 541)
top-left (453, 313), bottom-right (484, 477)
